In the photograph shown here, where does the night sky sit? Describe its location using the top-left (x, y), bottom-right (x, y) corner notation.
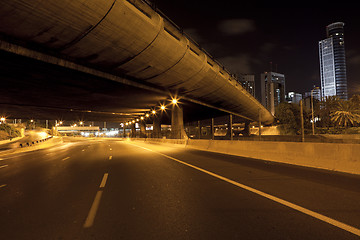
top-left (153, 1), bottom-right (360, 99)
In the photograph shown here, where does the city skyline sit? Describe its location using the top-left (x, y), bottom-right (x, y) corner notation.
top-left (154, 2), bottom-right (360, 98)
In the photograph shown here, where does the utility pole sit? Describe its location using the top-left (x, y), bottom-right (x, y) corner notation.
top-left (311, 86), bottom-right (320, 135)
top-left (300, 100), bottom-right (305, 142)
top-left (229, 114), bottom-right (233, 141)
top-left (258, 109), bottom-right (262, 139)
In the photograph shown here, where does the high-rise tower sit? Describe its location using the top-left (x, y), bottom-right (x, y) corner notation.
top-left (319, 22), bottom-right (348, 100)
top-left (261, 71), bottom-right (285, 115)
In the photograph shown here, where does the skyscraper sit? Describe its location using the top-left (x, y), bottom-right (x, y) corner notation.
top-left (287, 92), bottom-right (302, 104)
top-left (319, 22), bottom-right (348, 100)
top-left (261, 71), bottom-right (286, 115)
top-left (238, 74), bottom-right (255, 97)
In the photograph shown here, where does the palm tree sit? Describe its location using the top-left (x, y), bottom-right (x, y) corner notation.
top-left (350, 94), bottom-right (360, 109)
top-left (319, 96), bottom-right (340, 128)
top-left (330, 100), bottom-right (360, 128)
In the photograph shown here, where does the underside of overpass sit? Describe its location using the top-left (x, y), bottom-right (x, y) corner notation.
top-left (0, 0), bottom-right (274, 131)
top-left (0, 49), bottom-right (225, 124)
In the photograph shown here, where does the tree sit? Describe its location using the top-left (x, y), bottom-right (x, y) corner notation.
top-left (350, 94), bottom-right (360, 109)
top-left (330, 100), bottom-right (360, 128)
top-left (318, 96), bottom-right (340, 128)
top-left (275, 102), bottom-right (302, 135)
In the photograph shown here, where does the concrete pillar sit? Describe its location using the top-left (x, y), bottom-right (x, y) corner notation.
top-left (211, 118), bottom-right (215, 140)
top-left (300, 100), bottom-right (305, 142)
top-left (131, 123), bottom-right (136, 138)
top-left (171, 105), bottom-right (187, 139)
top-left (197, 120), bottom-right (201, 139)
top-left (226, 114), bottom-right (233, 140)
top-left (140, 121), bottom-right (146, 138)
top-left (152, 116), bottom-right (161, 138)
top-left (123, 124), bottom-right (126, 138)
top-left (258, 110), bottom-right (262, 138)
top-left (242, 121), bottom-right (251, 137)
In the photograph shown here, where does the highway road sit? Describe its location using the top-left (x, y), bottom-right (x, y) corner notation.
top-left (0, 137), bottom-right (360, 239)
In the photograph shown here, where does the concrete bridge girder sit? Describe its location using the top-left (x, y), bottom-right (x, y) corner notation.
top-left (147, 42), bottom-right (208, 89)
top-left (169, 50), bottom-right (209, 90)
top-left (0, 0), bottom-right (274, 125)
top-left (61, 1), bottom-right (164, 67)
top-left (0, 1), bottom-right (114, 49)
top-left (122, 22), bottom-right (190, 79)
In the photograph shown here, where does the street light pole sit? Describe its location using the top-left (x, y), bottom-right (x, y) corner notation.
top-left (300, 100), bottom-right (305, 142)
top-left (311, 87), bottom-right (320, 135)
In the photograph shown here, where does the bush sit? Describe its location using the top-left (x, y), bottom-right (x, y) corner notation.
top-left (0, 123), bottom-right (21, 140)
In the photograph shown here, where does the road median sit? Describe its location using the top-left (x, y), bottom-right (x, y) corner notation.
top-left (131, 138), bottom-right (360, 175)
top-left (0, 136), bottom-right (63, 157)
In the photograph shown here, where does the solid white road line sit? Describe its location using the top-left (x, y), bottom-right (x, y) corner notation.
top-left (83, 173), bottom-right (109, 228)
top-left (83, 190), bottom-right (103, 228)
top-left (99, 173), bottom-right (109, 188)
top-left (0, 165), bottom-right (8, 169)
top-left (61, 157), bottom-right (70, 161)
top-left (129, 142), bottom-right (360, 237)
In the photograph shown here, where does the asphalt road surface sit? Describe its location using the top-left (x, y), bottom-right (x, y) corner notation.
top-left (0, 138), bottom-right (360, 240)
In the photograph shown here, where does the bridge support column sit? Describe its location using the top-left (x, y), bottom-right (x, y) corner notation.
top-left (131, 123), bottom-right (136, 138)
top-left (152, 116), bottom-right (161, 138)
top-left (258, 110), bottom-right (262, 138)
top-left (211, 118), bottom-right (215, 140)
top-left (171, 105), bottom-right (187, 139)
top-left (140, 121), bottom-right (146, 138)
top-left (242, 120), bottom-right (251, 137)
top-left (225, 114), bottom-right (233, 140)
top-left (197, 120), bottom-right (201, 139)
top-left (123, 124), bottom-right (126, 138)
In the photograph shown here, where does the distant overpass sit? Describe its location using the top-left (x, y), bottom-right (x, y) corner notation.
top-left (0, 0), bottom-right (273, 124)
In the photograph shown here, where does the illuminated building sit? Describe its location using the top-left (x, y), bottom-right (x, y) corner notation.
top-left (319, 22), bottom-right (348, 100)
top-left (261, 71), bottom-right (286, 115)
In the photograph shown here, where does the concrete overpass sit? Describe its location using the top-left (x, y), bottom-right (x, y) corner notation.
top-left (0, 0), bottom-right (273, 137)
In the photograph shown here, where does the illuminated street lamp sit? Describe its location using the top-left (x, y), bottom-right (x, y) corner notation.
top-left (30, 119), bottom-right (35, 129)
top-left (160, 105), bottom-right (166, 111)
top-left (0, 117), bottom-right (5, 123)
top-left (152, 110), bottom-right (156, 114)
top-left (140, 116), bottom-right (144, 120)
top-left (145, 113), bottom-right (150, 118)
top-left (172, 98), bottom-right (178, 104)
